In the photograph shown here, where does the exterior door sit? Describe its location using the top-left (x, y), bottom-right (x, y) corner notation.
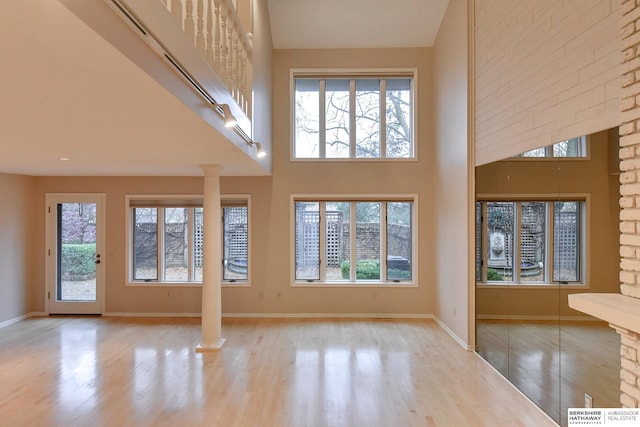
top-left (46, 194), bottom-right (105, 314)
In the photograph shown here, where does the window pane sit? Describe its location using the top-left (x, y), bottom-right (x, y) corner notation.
top-left (194, 208), bottom-right (203, 282)
top-left (386, 78), bottom-right (412, 158)
top-left (355, 79), bottom-right (380, 158)
top-left (554, 202), bottom-right (580, 282)
top-left (356, 202), bottom-right (380, 280)
top-left (486, 202), bottom-right (514, 282)
top-left (133, 208), bottom-right (158, 280)
top-left (553, 137), bottom-right (585, 157)
top-left (325, 79), bottom-right (350, 158)
top-left (223, 207), bottom-right (248, 281)
top-left (387, 202), bottom-right (412, 281)
top-left (58, 203), bottom-right (97, 301)
top-left (519, 202), bottom-right (546, 283)
top-left (517, 147), bottom-right (546, 157)
top-left (296, 202), bottom-right (320, 280)
top-left (164, 208), bottom-right (188, 281)
top-left (325, 202), bottom-right (350, 281)
top-left (294, 79), bottom-right (320, 158)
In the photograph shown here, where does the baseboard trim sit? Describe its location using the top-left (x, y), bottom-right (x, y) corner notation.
top-left (477, 314), bottom-right (603, 322)
top-left (222, 312), bottom-right (433, 319)
top-left (432, 317), bottom-right (472, 350)
top-left (0, 312), bottom-right (46, 329)
top-left (103, 312), bottom-right (201, 318)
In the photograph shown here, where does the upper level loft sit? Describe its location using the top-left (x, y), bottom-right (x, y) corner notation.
top-left (109, 0), bottom-right (258, 147)
top-left (46, 0), bottom-right (272, 175)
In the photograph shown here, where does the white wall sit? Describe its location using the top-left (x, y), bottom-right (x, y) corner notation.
top-left (433, 0), bottom-right (472, 345)
top-left (475, 0), bottom-right (619, 165)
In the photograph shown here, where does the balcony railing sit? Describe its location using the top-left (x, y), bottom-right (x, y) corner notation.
top-left (161, 0), bottom-right (252, 118)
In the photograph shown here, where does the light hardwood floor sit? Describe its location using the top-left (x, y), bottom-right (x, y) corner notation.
top-left (0, 316), bottom-right (557, 427)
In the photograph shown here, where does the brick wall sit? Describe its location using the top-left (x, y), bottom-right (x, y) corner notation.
top-left (475, 0), bottom-right (619, 165)
top-left (619, 0), bottom-right (640, 408)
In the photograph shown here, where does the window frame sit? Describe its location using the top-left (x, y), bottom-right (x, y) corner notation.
top-left (290, 68), bottom-right (418, 162)
top-left (125, 194), bottom-right (251, 287)
top-left (511, 136), bottom-right (589, 160)
top-left (475, 194), bottom-right (589, 289)
top-left (290, 194), bottom-right (418, 288)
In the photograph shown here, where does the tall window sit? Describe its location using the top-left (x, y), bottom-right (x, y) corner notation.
top-left (293, 72), bottom-right (415, 159)
top-left (514, 136), bottom-right (587, 158)
top-left (127, 196), bottom-right (249, 284)
top-left (476, 199), bottom-right (585, 285)
top-left (293, 198), bottom-right (415, 285)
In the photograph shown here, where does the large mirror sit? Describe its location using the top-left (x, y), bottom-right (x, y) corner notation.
top-left (475, 129), bottom-right (621, 426)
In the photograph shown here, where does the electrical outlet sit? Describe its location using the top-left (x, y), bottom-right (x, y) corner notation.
top-left (584, 393), bottom-right (593, 408)
top-left (258, 291), bottom-right (264, 300)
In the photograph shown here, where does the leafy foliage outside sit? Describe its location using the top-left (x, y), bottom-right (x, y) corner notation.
top-left (341, 259), bottom-right (411, 280)
top-left (486, 268), bottom-right (503, 281)
top-left (61, 244), bottom-right (96, 276)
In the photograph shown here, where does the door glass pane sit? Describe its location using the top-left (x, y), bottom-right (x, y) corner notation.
top-left (223, 207), bottom-right (248, 281)
top-left (486, 202), bottom-right (514, 282)
top-left (385, 78), bottom-right (412, 158)
top-left (387, 202), bottom-right (412, 281)
top-left (133, 208), bottom-right (158, 280)
top-left (295, 202), bottom-right (320, 280)
top-left (294, 79), bottom-right (320, 158)
top-left (356, 202), bottom-right (380, 280)
top-left (520, 202), bottom-right (546, 283)
top-left (58, 203), bottom-right (97, 301)
top-left (355, 79), bottom-right (380, 158)
top-left (325, 79), bottom-right (350, 158)
top-left (325, 201), bottom-right (350, 281)
top-left (164, 208), bottom-right (188, 281)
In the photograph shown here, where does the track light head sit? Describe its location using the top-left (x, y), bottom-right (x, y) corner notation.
top-left (219, 104), bottom-right (237, 128)
top-left (255, 142), bottom-right (266, 158)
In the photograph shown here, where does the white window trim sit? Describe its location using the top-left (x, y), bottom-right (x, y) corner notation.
top-left (290, 194), bottom-right (418, 288)
top-left (124, 194), bottom-right (252, 287)
top-left (508, 136), bottom-right (590, 161)
top-left (289, 68), bottom-right (418, 162)
top-left (221, 194), bottom-right (252, 287)
top-left (475, 193), bottom-right (590, 289)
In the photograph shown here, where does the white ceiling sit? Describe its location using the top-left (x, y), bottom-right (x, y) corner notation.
top-left (0, 0), bottom-right (449, 177)
top-left (267, 0), bottom-right (450, 49)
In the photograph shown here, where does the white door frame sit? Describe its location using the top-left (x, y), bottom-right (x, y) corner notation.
top-left (45, 193), bottom-right (106, 315)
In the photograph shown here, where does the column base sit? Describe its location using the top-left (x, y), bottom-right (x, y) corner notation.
top-left (195, 338), bottom-right (226, 352)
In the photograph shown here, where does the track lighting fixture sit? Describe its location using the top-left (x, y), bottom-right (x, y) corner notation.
top-left (219, 104), bottom-right (238, 128)
top-left (255, 142), bottom-right (266, 158)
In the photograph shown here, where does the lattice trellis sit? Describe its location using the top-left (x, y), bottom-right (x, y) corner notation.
top-left (224, 207), bottom-right (248, 262)
top-left (554, 205), bottom-right (579, 281)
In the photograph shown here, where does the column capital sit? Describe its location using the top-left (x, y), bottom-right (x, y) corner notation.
top-left (200, 164), bottom-right (223, 177)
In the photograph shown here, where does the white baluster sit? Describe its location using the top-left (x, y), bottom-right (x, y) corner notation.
top-left (241, 50), bottom-right (247, 114)
top-left (232, 31), bottom-right (239, 101)
top-left (195, 0), bottom-right (205, 52)
top-left (214, 0), bottom-right (222, 75)
top-left (185, 0), bottom-right (195, 46)
top-left (226, 12), bottom-right (233, 91)
top-left (220, 4), bottom-right (228, 87)
top-left (170, 0), bottom-right (184, 30)
top-left (205, 0), bottom-right (214, 67)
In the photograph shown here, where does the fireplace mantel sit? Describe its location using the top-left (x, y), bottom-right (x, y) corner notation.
top-left (568, 293), bottom-right (640, 333)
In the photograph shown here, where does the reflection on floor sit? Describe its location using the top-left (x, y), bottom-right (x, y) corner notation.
top-left (477, 320), bottom-right (621, 426)
top-left (0, 316), bottom-right (558, 427)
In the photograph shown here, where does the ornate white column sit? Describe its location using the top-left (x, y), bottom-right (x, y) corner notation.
top-left (197, 164), bottom-right (225, 351)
